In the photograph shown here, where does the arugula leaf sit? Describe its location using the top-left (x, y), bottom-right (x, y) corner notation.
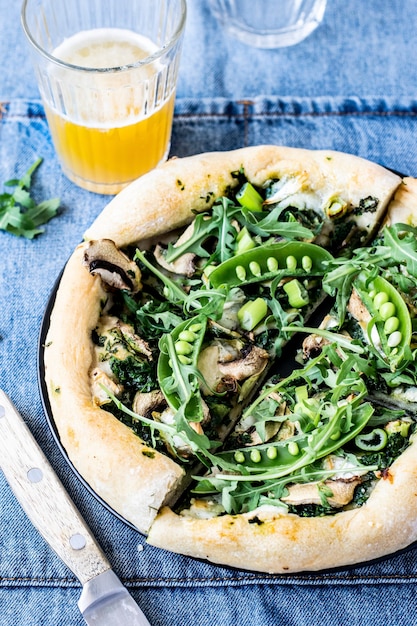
top-left (245, 205), bottom-right (315, 239)
top-left (384, 223), bottom-right (417, 277)
top-left (165, 197), bottom-right (242, 264)
top-left (0, 158), bottom-right (60, 239)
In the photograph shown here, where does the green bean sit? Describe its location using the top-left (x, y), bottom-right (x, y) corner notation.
top-left (157, 315), bottom-right (208, 422)
top-left (302, 255), bottom-right (313, 271)
top-left (189, 322), bottom-right (204, 333)
top-left (287, 441), bottom-right (299, 456)
top-left (178, 354), bottom-right (192, 365)
top-left (266, 446), bottom-right (278, 460)
top-left (236, 265), bottom-right (246, 281)
top-left (250, 449), bottom-right (262, 463)
top-left (387, 331), bottom-right (402, 347)
top-left (215, 395), bottom-right (374, 476)
top-left (234, 451), bottom-right (245, 464)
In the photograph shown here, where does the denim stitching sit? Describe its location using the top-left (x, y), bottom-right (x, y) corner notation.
top-left (2, 573), bottom-right (417, 586)
top-left (2, 101), bottom-right (417, 121)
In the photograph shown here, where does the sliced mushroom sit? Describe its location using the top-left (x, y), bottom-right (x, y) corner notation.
top-left (83, 239), bottom-right (142, 292)
top-left (156, 406), bottom-right (205, 459)
top-left (263, 174), bottom-right (308, 206)
top-left (153, 221), bottom-right (198, 276)
top-left (117, 321), bottom-right (153, 359)
top-left (218, 344), bottom-right (269, 381)
top-left (236, 391), bottom-right (288, 445)
top-left (132, 390), bottom-right (166, 418)
top-left (302, 314), bottom-right (345, 358)
top-left (154, 245), bottom-right (196, 277)
top-left (347, 288), bottom-right (371, 333)
top-left (198, 340), bottom-right (269, 395)
top-left (95, 316), bottom-right (152, 361)
top-left (180, 498), bottom-right (225, 520)
top-left (90, 368), bottom-right (122, 406)
top-left (281, 478), bottom-right (361, 508)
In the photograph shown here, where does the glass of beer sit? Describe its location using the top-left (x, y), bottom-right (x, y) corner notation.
top-left (21, 0), bottom-right (187, 194)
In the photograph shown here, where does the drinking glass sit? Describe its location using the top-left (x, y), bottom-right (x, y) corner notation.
top-left (21, 0), bottom-right (187, 194)
top-left (209, 0), bottom-right (327, 49)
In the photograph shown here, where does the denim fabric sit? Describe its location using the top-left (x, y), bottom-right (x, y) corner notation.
top-left (2, 1), bottom-right (417, 625)
top-left (2, 94), bottom-right (417, 626)
top-left (3, 0), bottom-right (417, 101)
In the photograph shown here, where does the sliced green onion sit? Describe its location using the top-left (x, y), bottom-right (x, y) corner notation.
top-left (236, 226), bottom-right (256, 254)
top-left (283, 279), bottom-right (309, 308)
top-left (237, 298), bottom-right (268, 331)
top-left (236, 182), bottom-right (263, 211)
top-left (355, 428), bottom-right (388, 451)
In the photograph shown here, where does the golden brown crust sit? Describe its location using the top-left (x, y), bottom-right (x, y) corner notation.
top-left (147, 438), bottom-right (417, 573)
top-left (384, 177), bottom-right (417, 227)
top-left (84, 146), bottom-right (401, 246)
top-left (44, 244), bottom-right (185, 534)
top-left (45, 145), bottom-right (405, 557)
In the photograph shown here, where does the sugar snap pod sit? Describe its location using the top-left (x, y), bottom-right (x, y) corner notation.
top-left (44, 146), bottom-right (410, 567)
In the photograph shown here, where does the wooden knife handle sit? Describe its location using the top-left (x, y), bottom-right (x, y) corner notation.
top-left (0, 390), bottom-right (111, 585)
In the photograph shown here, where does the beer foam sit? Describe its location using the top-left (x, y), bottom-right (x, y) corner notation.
top-left (53, 28), bottom-right (158, 69)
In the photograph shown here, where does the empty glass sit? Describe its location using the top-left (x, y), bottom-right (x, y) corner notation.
top-left (209, 0), bottom-right (327, 48)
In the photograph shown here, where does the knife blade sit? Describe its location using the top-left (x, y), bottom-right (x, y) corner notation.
top-left (0, 390), bottom-right (151, 626)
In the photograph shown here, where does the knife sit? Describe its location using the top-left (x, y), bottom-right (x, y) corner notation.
top-left (0, 390), bottom-right (151, 626)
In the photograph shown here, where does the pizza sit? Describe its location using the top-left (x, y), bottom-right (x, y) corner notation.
top-left (43, 145), bottom-right (417, 573)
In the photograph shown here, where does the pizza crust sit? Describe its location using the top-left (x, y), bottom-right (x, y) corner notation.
top-left (147, 437), bottom-right (417, 573)
top-left (84, 145), bottom-right (401, 246)
top-left (43, 244), bottom-right (185, 534)
top-left (44, 145), bottom-right (406, 558)
top-left (384, 177), bottom-right (417, 226)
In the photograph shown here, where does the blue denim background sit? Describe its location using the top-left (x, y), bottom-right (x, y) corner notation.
top-left (2, 1), bottom-right (417, 625)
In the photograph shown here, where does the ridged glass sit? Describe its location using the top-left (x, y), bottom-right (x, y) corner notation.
top-left (208, 0), bottom-right (327, 49)
top-left (21, 0), bottom-right (187, 194)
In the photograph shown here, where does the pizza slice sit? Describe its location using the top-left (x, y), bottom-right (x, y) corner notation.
top-left (43, 146), bottom-right (402, 542)
top-left (146, 205), bottom-right (417, 573)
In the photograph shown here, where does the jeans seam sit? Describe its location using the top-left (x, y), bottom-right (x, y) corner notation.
top-left (2, 573), bottom-right (417, 586)
top-left (2, 101), bottom-right (417, 122)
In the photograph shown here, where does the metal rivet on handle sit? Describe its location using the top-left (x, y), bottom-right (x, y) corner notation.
top-left (27, 467), bottom-right (43, 483)
top-left (69, 533), bottom-right (86, 550)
